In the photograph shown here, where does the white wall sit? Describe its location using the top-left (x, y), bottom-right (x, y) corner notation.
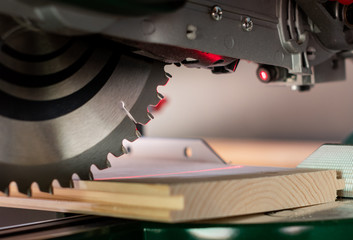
top-left (146, 60), bottom-right (353, 142)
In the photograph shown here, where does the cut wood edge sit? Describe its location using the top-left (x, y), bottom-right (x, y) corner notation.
top-left (0, 196), bottom-right (173, 222)
top-left (53, 188), bottom-right (184, 210)
top-left (197, 201), bottom-right (349, 224)
top-left (26, 184), bottom-right (184, 211)
top-left (73, 180), bottom-right (171, 196)
top-left (336, 179), bottom-right (345, 190)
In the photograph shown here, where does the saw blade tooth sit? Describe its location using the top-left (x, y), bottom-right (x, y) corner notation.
top-left (135, 129), bottom-right (142, 138)
top-left (56, 178), bottom-right (73, 189)
top-left (157, 92), bottom-right (164, 100)
top-left (165, 72), bottom-right (172, 78)
top-left (76, 170), bottom-right (94, 181)
top-left (149, 91), bottom-right (166, 109)
top-left (29, 182), bottom-right (40, 196)
top-left (147, 112), bottom-right (154, 120)
top-left (93, 160), bottom-right (110, 170)
top-left (50, 180), bottom-right (61, 194)
top-left (76, 171), bottom-right (91, 181)
top-left (106, 159), bottom-right (112, 168)
top-left (35, 181), bottom-right (53, 194)
top-left (121, 145), bottom-right (129, 155)
top-left (16, 182), bottom-right (32, 196)
top-left (6, 182), bottom-right (15, 197)
top-left (7, 182), bottom-right (17, 196)
top-left (130, 63), bottom-right (169, 125)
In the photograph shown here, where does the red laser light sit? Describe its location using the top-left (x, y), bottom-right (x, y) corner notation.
top-left (194, 51), bottom-right (223, 63)
top-left (331, 0), bottom-right (353, 5)
top-left (260, 70), bottom-right (268, 81)
top-left (95, 165), bottom-right (244, 181)
top-left (152, 98), bottom-right (167, 112)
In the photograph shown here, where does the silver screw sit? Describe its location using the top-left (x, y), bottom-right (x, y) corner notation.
top-left (211, 6), bottom-right (223, 21)
top-left (242, 17), bottom-right (253, 31)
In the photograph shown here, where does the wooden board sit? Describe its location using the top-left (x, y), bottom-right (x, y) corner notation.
top-left (0, 166), bottom-right (344, 223)
top-left (198, 200), bottom-right (353, 224)
top-left (0, 138), bottom-right (343, 223)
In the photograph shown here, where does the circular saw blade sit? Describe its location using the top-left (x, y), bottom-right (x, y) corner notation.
top-left (0, 23), bottom-right (168, 194)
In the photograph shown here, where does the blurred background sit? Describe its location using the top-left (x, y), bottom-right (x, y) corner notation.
top-left (146, 60), bottom-right (353, 143)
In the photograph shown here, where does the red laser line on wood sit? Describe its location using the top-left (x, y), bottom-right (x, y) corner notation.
top-left (95, 165), bottom-right (244, 180)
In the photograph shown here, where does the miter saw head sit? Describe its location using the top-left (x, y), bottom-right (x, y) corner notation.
top-left (0, 16), bottom-right (168, 194)
top-left (0, 0), bottom-right (353, 194)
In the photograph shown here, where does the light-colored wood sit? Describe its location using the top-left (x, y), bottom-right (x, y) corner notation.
top-left (73, 180), bottom-right (171, 196)
top-left (6, 183), bottom-right (182, 210)
top-left (206, 138), bottom-right (323, 167)
top-left (38, 187), bottom-right (184, 210)
top-left (0, 166), bottom-right (343, 223)
top-left (169, 169), bottom-right (343, 221)
top-left (0, 139), bottom-right (343, 222)
top-left (198, 200), bottom-right (353, 224)
top-left (0, 196), bottom-right (172, 222)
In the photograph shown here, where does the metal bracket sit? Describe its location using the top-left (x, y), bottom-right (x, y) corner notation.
top-left (91, 138), bottom-right (227, 179)
top-left (120, 137), bottom-right (225, 164)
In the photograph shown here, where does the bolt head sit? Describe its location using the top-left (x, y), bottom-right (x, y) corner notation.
top-left (211, 6), bottom-right (223, 21)
top-left (242, 17), bottom-right (253, 31)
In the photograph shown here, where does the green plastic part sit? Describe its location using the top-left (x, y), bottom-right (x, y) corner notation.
top-left (13, 215), bottom-right (353, 239)
top-left (343, 132), bottom-right (353, 144)
top-left (142, 219), bottom-right (353, 240)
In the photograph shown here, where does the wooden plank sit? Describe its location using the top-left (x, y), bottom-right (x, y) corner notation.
top-left (198, 200), bottom-right (353, 224)
top-left (0, 139), bottom-right (343, 222)
top-left (8, 183), bottom-right (183, 210)
top-left (169, 169), bottom-right (343, 222)
top-left (73, 180), bottom-right (171, 196)
top-left (0, 167), bottom-right (344, 223)
top-left (0, 196), bottom-right (172, 222)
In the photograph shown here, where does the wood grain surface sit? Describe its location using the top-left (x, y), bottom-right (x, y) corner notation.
top-left (0, 167), bottom-right (343, 222)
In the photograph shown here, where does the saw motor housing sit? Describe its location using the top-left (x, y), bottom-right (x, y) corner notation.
top-left (0, 0), bottom-right (350, 88)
